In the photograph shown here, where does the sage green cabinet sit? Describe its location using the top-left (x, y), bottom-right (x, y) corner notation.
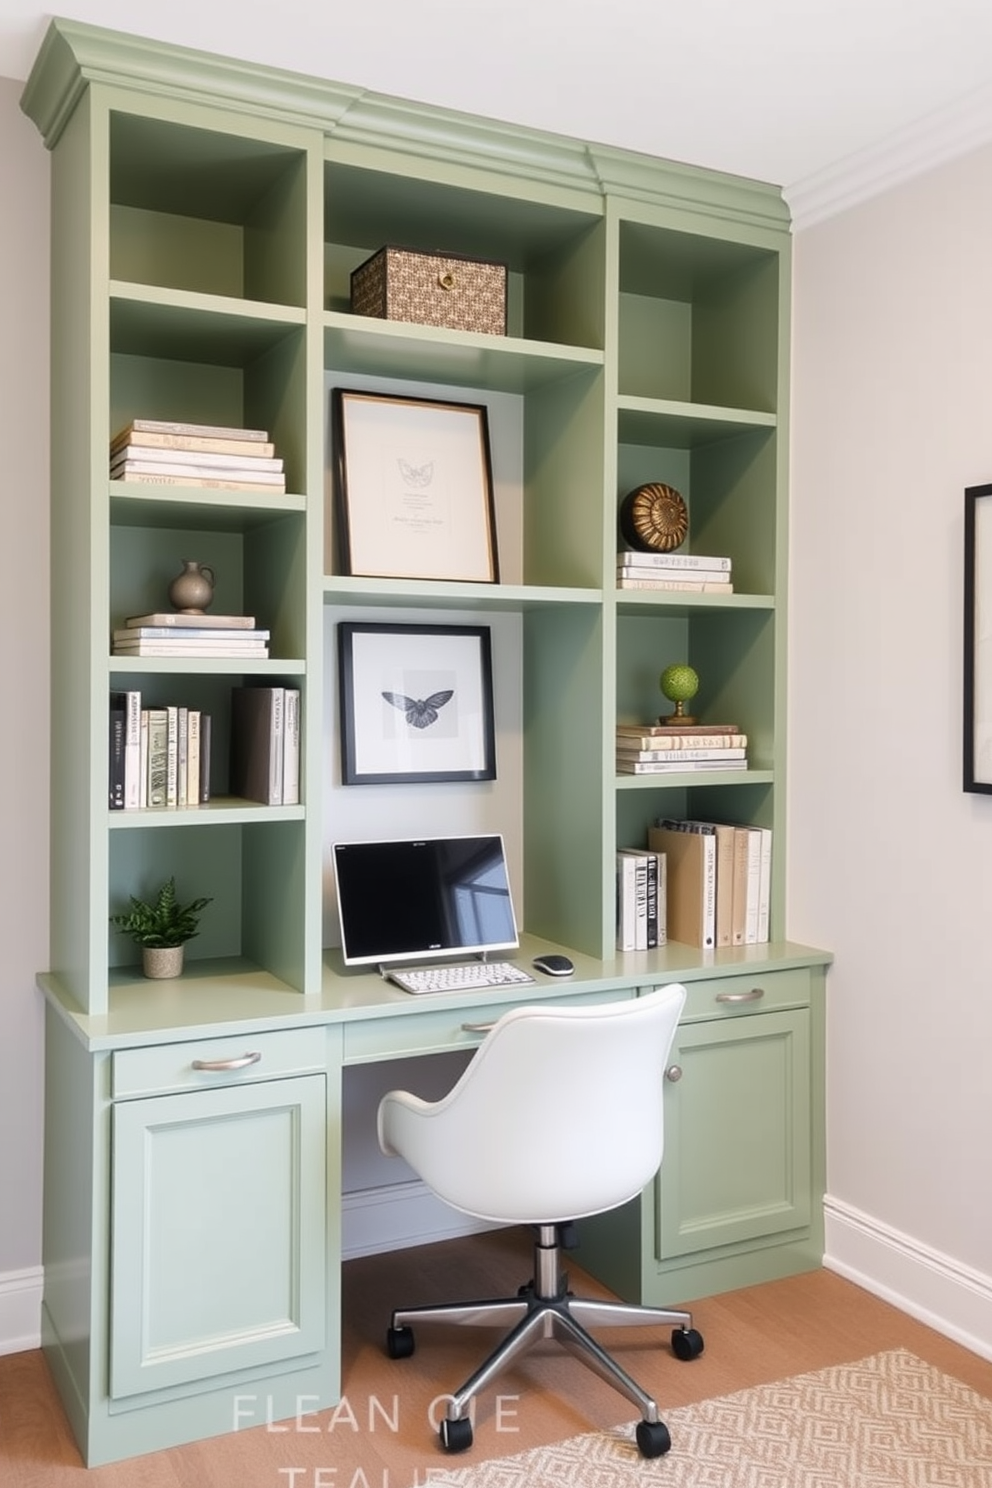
top-left (578, 963), bottom-right (826, 1304)
top-left (110, 1068), bottom-right (327, 1398)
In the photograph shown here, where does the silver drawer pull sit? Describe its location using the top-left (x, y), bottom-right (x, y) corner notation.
top-left (665, 1064), bottom-right (683, 1082)
top-left (191, 1051), bottom-right (262, 1072)
top-left (715, 987), bottom-right (765, 1004)
top-left (461, 1021), bottom-right (496, 1034)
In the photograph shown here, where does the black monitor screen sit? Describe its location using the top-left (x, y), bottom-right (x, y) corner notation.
top-left (333, 835), bottom-right (519, 966)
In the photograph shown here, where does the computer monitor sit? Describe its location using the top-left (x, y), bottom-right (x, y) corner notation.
top-left (332, 834), bottom-right (520, 967)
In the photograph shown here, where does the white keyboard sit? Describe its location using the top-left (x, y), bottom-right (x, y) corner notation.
top-left (386, 960), bottom-right (536, 996)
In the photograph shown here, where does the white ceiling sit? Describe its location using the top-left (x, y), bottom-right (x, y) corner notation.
top-left (5, 1), bottom-right (992, 226)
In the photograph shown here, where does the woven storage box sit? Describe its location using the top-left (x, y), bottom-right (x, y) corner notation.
top-left (350, 246), bottom-right (507, 336)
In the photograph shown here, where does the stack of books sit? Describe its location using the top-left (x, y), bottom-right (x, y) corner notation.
top-left (112, 612), bottom-right (269, 659)
top-left (109, 419), bottom-right (286, 494)
top-left (109, 691), bottom-right (213, 809)
top-left (616, 722), bottom-right (748, 774)
top-left (616, 550), bottom-right (733, 593)
top-left (616, 846), bottom-right (667, 951)
top-left (648, 817), bottom-right (772, 949)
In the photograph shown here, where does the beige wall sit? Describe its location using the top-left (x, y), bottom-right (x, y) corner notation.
top-left (790, 141), bottom-right (992, 1352)
top-left (0, 72), bottom-right (49, 1345)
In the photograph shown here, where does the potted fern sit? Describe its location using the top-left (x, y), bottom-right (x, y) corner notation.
top-left (110, 877), bottom-right (213, 979)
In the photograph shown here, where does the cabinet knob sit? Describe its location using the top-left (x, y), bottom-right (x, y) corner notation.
top-left (191, 1051), bottom-right (262, 1071)
top-left (715, 987), bottom-right (765, 1004)
top-left (665, 1064), bottom-right (683, 1083)
top-left (438, 270), bottom-right (456, 291)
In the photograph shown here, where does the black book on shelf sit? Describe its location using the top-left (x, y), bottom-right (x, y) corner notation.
top-left (108, 693), bottom-right (126, 810)
top-left (199, 713), bottom-right (212, 803)
top-left (230, 687), bottom-right (284, 805)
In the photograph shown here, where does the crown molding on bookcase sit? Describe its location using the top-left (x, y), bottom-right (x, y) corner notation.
top-left (21, 17), bottom-right (790, 234)
top-left (786, 82), bottom-right (992, 231)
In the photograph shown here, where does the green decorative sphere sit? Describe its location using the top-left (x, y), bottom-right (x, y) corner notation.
top-left (659, 663), bottom-right (699, 704)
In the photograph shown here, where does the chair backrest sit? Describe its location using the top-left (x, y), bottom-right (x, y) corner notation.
top-left (377, 983), bottom-right (686, 1225)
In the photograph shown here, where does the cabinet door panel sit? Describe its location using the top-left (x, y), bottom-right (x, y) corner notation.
top-left (658, 1008), bottom-right (810, 1258)
top-left (111, 1073), bottom-right (326, 1398)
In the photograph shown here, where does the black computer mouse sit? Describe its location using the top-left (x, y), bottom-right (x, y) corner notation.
top-left (532, 953), bottom-right (575, 977)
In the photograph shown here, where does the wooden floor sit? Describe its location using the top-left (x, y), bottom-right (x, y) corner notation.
top-left (5, 1228), bottom-right (992, 1486)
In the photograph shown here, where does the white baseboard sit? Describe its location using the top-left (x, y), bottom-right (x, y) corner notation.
top-left (824, 1196), bottom-right (992, 1362)
top-left (342, 1179), bottom-right (500, 1261)
top-left (0, 1265), bottom-right (42, 1355)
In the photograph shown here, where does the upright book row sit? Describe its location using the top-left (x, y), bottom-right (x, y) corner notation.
top-left (616, 847), bottom-right (668, 951)
top-left (109, 692), bottom-right (212, 810)
top-left (108, 686), bottom-right (301, 810)
top-left (648, 818), bottom-right (773, 951)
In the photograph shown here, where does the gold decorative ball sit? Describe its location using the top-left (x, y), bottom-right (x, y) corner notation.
top-left (619, 483), bottom-right (688, 552)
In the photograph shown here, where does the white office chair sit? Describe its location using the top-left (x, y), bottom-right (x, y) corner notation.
top-left (377, 983), bottom-right (703, 1458)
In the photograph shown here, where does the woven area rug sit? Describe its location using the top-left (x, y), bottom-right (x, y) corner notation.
top-left (423, 1349), bottom-right (992, 1487)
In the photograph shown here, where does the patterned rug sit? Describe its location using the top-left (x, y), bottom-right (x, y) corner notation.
top-left (424, 1349), bottom-right (992, 1487)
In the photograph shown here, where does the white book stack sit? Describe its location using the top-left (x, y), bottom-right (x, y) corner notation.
top-left (109, 419), bottom-right (287, 494)
top-left (616, 550), bottom-right (733, 593)
top-left (112, 612), bottom-right (270, 659)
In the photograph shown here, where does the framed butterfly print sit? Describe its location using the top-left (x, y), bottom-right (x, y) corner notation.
top-left (337, 622), bottom-right (496, 784)
top-left (331, 388), bottom-right (499, 583)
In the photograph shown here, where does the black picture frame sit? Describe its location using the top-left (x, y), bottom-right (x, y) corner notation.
top-left (338, 622), bottom-right (497, 785)
top-left (331, 388), bottom-right (499, 583)
top-left (964, 482), bottom-right (992, 791)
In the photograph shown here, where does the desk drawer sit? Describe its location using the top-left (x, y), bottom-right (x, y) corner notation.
top-left (112, 1027), bottom-right (325, 1099)
top-left (343, 987), bottom-right (631, 1064)
top-left (676, 967), bottom-right (812, 1023)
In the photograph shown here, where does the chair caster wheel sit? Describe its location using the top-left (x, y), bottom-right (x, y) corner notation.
top-left (672, 1325), bottom-right (704, 1361)
top-left (386, 1324), bottom-right (415, 1359)
top-left (440, 1415), bottom-right (473, 1453)
top-left (635, 1418), bottom-right (671, 1458)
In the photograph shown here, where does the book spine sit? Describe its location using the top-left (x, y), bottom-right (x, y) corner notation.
top-left (644, 852), bottom-right (658, 949)
top-left (126, 418), bottom-right (270, 441)
top-left (617, 758), bottom-right (747, 773)
top-left (112, 642), bottom-right (269, 656)
top-left (199, 713), bottom-right (212, 803)
top-left (615, 733), bottom-right (747, 751)
top-left (617, 564), bottom-right (731, 582)
top-left (186, 710), bottom-right (201, 807)
top-left (714, 825), bottom-right (735, 948)
top-left (138, 709), bottom-right (149, 808)
top-left (111, 430), bottom-right (276, 457)
top-left (110, 452), bottom-right (284, 477)
top-left (147, 709), bottom-right (169, 808)
top-left (616, 747), bottom-right (746, 763)
top-left (632, 856), bottom-right (648, 950)
top-left (108, 696), bottom-right (125, 810)
top-left (166, 705), bottom-right (179, 808)
top-left (283, 689), bottom-right (300, 806)
top-left (177, 706), bottom-right (188, 807)
top-left (270, 688), bottom-right (285, 806)
top-left (744, 828), bottom-right (762, 944)
top-left (616, 852), bottom-right (637, 952)
top-left (112, 472), bottom-right (286, 494)
top-left (756, 827), bottom-right (773, 943)
top-left (125, 613), bottom-right (257, 629)
top-left (616, 723), bottom-right (741, 737)
top-left (616, 551), bottom-right (732, 572)
top-left (110, 446), bottom-right (283, 472)
top-left (653, 850), bottom-right (667, 946)
top-left (123, 690), bottom-right (141, 810)
top-left (616, 577), bottom-right (734, 593)
top-left (113, 627), bottom-right (269, 641)
top-left (701, 833), bottom-right (716, 950)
